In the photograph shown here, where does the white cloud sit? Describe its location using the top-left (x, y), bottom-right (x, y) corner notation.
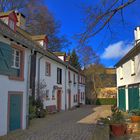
top-left (101, 41), bottom-right (133, 59)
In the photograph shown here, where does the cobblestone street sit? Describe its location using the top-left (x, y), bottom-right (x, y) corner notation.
top-left (0, 106), bottom-right (102, 140)
top-left (0, 105), bottom-right (111, 140)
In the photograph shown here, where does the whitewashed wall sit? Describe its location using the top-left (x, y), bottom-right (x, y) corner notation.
top-left (116, 52), bottom-right (140, 110)
top-left (66, 70), bottom-right (79, 108)
top-left (0, 35), bottom-right (30, 136)
top-left (117, 53), bottom-right (140, 87)
top-left (79, 84), bottom-right (86, 104)
top-left (36, 53), bottom-right (66, 110)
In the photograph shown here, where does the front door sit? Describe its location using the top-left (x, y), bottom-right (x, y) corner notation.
top-left (9, 94), bottom-right (22, 131)
top-left (68, 90), bottom-right (71, 109)
top-left (57, 90), bottom-right (61, 111)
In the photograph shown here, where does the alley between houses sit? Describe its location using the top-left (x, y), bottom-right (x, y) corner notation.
top-left (0, 105), bottom-right (111, 140)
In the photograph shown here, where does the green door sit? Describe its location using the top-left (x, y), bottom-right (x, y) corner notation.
top-left (118, 87), bottom-right (126, 111)
top-left (9, 94), bottom-right (22, 131)
top-left (128, 85), bottom-right (139, 110)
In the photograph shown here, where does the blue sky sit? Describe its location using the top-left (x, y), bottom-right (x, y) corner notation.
top-left (45, 0), bottom-right (140, 67)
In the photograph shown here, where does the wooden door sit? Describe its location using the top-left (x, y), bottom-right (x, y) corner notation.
top-left (128, 85), bottom-right (139, 110)
top-left (9, 94), bottom-right (22, 131)
top-left (57, 90), bottom-right (61, 111)
top-left (118, 87), bottom-right (126, 111)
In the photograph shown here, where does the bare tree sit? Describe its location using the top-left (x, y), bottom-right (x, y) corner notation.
top-left (0, 0), bottom-right (29, 12)
top-left (78, 46), bottom-right (99, 68)
top-left (0, 0), bottom-right (70, 51)
top-left (84, 64), bottom-right (105, 104)
top-left (79, 0), bottom-right (136, 44)
top-left (36, 79), bottom-right (47, 102)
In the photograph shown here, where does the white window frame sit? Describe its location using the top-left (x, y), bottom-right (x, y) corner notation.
top-left (12, 48), bottom-right (20, 69)
top-left (45, 62), bottom-right (51, 76)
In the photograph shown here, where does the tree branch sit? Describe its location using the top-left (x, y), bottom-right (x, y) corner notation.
top-left (80, 0), bottom-right (136, 43)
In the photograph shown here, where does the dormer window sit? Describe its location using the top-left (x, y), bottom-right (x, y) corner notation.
top-left (0, 11), bottom-right (18, 31)
top-left (9, 19), bottom-right (15, 30)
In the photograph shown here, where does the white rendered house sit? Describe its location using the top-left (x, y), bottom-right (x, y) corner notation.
top-left (0, 10), bottom-right (86, 136)
top-left (115, 27), bottom-right (140, 111)
top-left (0, 11), bottom-right (33, 136)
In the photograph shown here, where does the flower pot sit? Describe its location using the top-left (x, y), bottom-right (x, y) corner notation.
top-left (110, 124), bottom-right (127, 137)
top-left (131, 116), bottom-right (140, 122)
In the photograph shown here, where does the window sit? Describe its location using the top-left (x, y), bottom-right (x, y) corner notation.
top-left (57, 68), bottom-right (62, 84)
top-left (76, 94), bottom-right (78, 102)
top-left (12, 48), bottom-right (20, 69)
top-left (81, 92), bottom-right (82, 100)
top-left (46, 90), bottom-right (49, 99)
top-left (9, 19), bottom-right (15, 30)
top-left (9, 44), bottom-right (25, 81)
top-left (45, 62), bottom-right (51, 76)
top-left (73, 95), bottom-right (75, 102)
top-left (120, 66), bottom-right (123, 79)
top-left (52, 89), bottom-right (55, 99)
top-left (131, 58), bottom-right (135, 75)
top-left (83, 93), bottom-right (85, 100)
top-left (68, 71), bottom-right (71, 82)
top-left (73, 74), bottom-right (76, 84)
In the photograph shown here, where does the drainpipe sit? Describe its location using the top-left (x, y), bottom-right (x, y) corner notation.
top-left (37, 55), bottom-right (44, 99)
top-left (65, 64), bottom-right (68, 110)
top-left (26, 49), bottom-right (34, 128)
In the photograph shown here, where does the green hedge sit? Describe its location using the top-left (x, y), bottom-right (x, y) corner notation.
top-left (96, 98), bottom-right (117, 105)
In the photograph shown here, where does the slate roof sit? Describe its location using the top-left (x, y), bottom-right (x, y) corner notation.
top-left (115, 42), bottom-right (140, 67)
top-left (0, 11), bottom-right (82, 73)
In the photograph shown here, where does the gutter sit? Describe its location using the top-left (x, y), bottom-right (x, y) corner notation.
top-left (26, 49), bottom-right (34, 128)
top-left (37, 55), bottom-right (44, 99)
top-left (65, 64), bottom-right (68, 110)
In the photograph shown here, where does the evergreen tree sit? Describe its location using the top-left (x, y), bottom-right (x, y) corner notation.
top-left (70, 49), bottom-right (81, 70)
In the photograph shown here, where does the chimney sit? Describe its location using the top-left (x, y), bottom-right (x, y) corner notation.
top-left (15, 11), bottom-right (26, 30)
top-left (134, 27), bottom-right (140, 44)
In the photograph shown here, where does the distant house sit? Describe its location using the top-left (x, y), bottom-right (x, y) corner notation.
top-left (54, 52), bottom-right (86, 109)
top-left (97, 68), bottom-right (117, 98)
top-left (0, 10), bottom-right (86, 136)
top-left (115, 27), bottom-right (140, 111)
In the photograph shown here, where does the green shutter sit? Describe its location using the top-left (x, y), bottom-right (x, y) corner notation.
top-left (118, 87), bottom-right (126, 111)
top-left (0, 42), bottom-right (19, 76)
top-left (128, 85), bottom-right (139, 110)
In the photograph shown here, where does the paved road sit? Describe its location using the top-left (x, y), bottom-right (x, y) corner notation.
top-left (0, 106), bottom-right (98, 140)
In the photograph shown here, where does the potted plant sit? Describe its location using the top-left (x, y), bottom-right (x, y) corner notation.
top-left (99, 106), bottom-right (127, 137)
top-left (130, 109), bottom-right (140, 122)
top-left (110, 110), bottom-right (127, 137)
